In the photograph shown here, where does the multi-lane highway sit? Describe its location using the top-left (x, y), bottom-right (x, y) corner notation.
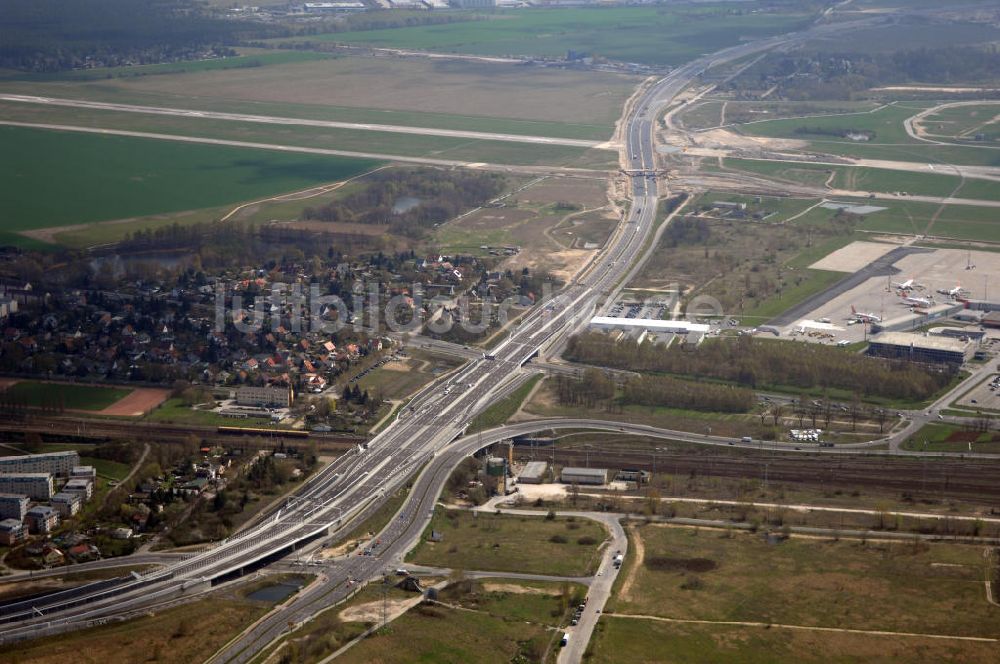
top-left (0, 8), bottom-right (902, 657)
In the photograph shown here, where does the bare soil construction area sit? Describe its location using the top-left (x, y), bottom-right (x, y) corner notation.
top-left (340, 598), bottom-right (417, 624)
top-left (97, 388), bottom-right (170, 417)
top-left (438, 176), bottom-right (616, 283)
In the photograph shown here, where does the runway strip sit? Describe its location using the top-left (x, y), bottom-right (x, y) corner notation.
top-left (0, 94), bottom-right (614, 149)
top-left (0, 120), bottom-right (606, 175)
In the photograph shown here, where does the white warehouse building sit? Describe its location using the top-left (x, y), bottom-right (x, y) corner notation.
top-left (589, 316), bottom-right (711, 335)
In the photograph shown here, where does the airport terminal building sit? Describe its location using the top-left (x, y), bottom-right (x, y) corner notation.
top-left (867, 331), bottom-right (974, 366)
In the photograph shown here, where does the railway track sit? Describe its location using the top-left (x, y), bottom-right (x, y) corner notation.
top-left (551, 449), bottom-right (1000, 504)
top-left (0, 418), bottom-right (362, 453)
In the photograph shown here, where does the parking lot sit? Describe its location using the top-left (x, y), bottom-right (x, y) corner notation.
top-left (955, 373), bottom-right (1000, 411)
top-left (605, 298), bottom-right (671, 320)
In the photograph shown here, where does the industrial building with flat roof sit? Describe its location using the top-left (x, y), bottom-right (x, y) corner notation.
top-left (0, 473), bottom-right (53, 500)
top-left (235, 385), bottom-right (293, 408)
top-left (590, 316), bottom-right (711, 335)
top-left (870, 303), bottom-right (964, 334)
top-left (518, 461), bottom-right (548, 484)
top-left (982, 311), bottom-right (1000, 329)
top-left (303, 2), bottom-right (366, 11)
top-left (0, 451), bottom-right (80, 477)
top-left (867, 331), bottom-right (974, 365)
top-left (0, 493), bottom-right (29, 521)
top-left (560, 467), bottom-right (609, 486)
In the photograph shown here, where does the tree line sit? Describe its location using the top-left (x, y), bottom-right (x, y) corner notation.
top-left (302, 168), bottom-right (507, 239)
top-left (727, 44), bottom-right (1000, 100)
top-left (553, 368), bottom-right (753, 413)
top-left (0, 0), bottom-right (287, 72)
top-left (565, 333), bottom-right (953, 402)
top-left (622, 374), bottom-right (754, 413)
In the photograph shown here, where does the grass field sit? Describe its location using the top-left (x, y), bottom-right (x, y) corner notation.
top-left (468, 375), bottom-right (541, 433)
top-left (920, 103), bottom-right (1000, 143)
top-left (145, 398), bottom-right (298, 429)
top-left (902, 423), bottom-right (1000, 454)
top-left (681, 99), bottom-right (883, 131)
top-left (0, 125), bottom-right (380, 244)
top-left (608, 524), bottom-right (1000, 637)
top-left (741, 268), bottom-right (845, 324)
top-left (79, 456), bottom-right (132, 481)
top-left (854, 200), bottom-right (1000, 241)
top-left (0, 598), bottom-right (267, 664)
top-left (718, 157), bottom-right (998, 201)
top-left (2, 381), bottom-right (131, 411)
top-left (336, 600), bottom-right (553, 664)
top-left (408, 508), bottom-right (606, 577)
top-left (1, 50), bottom-right (334, 83)
top-left (356, 355), bottom-right (463, 402)
top-left (308, 6), bottom-right (814, 67)
top-left (804, 16), bottom-right (1000, 54)
top-left (632, 193), bottom-right (859, 324)
top-left (0, 100), bottom-right (609, 170)
top-left (736, 102), bottom-right (1000, 167)
top-left (438, 578), bottom-right (586, 625)
top-left (0, 56), bottom-right (635, 132)
top-left (0, 566), bottom-right (152, 603)
top-left (740, 103), bottom-right (925, 145)
top-left (435, 175), bottom-right (615, 279)
top-left (589, 615), bottom-right (1000, 664)
top-left (831, 167), bottom-right (965, 199)
top-left (717, 157), bottom-right (835, 188)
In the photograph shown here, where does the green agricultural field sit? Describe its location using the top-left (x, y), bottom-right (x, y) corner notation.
top-left (309, 6), bottom-right (814, 66)
top-left (408, 509), bottom-right (606, 577)
top-left (609, 524), bottom-right (1000, 637)
top-left (0, 125), bottom-right (381, 245)
top-left (2, 381), bottom-right (130, 411)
